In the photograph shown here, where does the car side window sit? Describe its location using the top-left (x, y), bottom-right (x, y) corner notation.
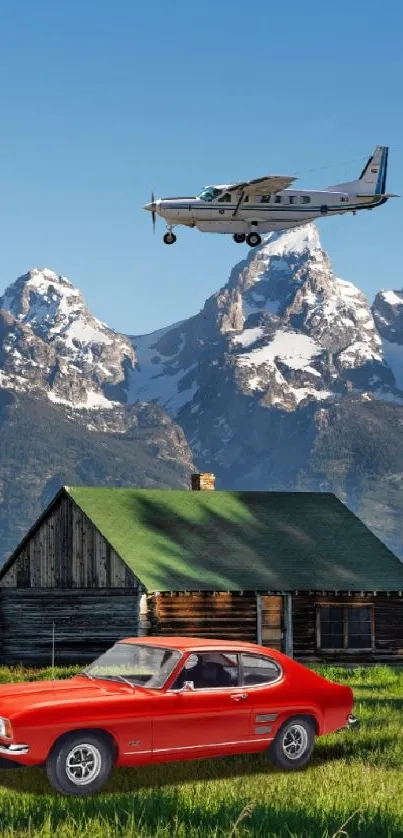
top-left (241, 653), bottom-right (281, 686)
top-left (170, 652), bottom-right (239, 690)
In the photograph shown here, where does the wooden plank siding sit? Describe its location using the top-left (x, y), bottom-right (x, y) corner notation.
top-left (148, 592), bottom-right (259, 643)
top-left (0, 589), bottom-right (141, 665)
top-left (0, 495), bottom-right (139, 590)
top-left (292, 593), bottom-right (403, 662)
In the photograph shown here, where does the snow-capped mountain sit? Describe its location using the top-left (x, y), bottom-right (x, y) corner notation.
top-left (0, 268), bottom-right (135, 409)
top-left (128, 224), bottom-right (400, 420)
top-left (1, 231), bottom-right (401, 421)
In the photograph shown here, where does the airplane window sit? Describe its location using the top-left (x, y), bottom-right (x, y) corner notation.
top-left (288, 196), bottom-right (295, 204)
top-left (275, 195), bottom-right (282, 203)
top-left (301, 196), bottom-right (311, 204)
top-left (198, 186), bottom-right (222, 202)
top-left (260, 195), bottom-right (271, 203)
top-left (218, 192), bottom-right (232, 203)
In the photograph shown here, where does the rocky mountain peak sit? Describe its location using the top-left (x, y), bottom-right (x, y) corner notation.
top-left (0, 267), bottom-right (136, 409)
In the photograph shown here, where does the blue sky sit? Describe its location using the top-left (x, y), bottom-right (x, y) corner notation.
top-left (0, 0), bottom-right (401, 334)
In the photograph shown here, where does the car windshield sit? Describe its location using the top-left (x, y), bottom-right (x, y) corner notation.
top-left (82, 643), bottom-right (182, 689)
top-left (198, 185), bottom-right (222, 202)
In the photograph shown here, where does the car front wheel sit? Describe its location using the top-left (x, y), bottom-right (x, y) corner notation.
top-left (46, 731), bottom-right (114, 795)
top-left (268, 716), bottom-right (315, 770)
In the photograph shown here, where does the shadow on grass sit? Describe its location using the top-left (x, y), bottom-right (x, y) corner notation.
top-left (0, 770), bottom-right (400, 838)
top-left (356, 696), bottom-right (403, 712)
top-left (0, 731), bottom-right (395, 797)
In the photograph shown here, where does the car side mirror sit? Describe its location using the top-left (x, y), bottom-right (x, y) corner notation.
top-left (179, 680), bottom-right (195, 692)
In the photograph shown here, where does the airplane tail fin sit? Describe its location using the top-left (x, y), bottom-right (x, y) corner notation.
top-left (327, 146), bottom-right (388, 195)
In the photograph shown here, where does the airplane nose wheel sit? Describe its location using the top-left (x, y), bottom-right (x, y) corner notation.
top-left (163, 231), bottom-right (177, 245)
top-left (246, 232), bottom-right (262, 247)
top-left (233, 233), bottom-right (246, 243)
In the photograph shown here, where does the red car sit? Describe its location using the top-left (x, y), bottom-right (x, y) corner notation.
top-left (0, 637), bottom-right (358, 795)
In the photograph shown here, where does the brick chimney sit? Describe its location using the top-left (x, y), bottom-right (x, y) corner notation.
top-left (191, 472), bottom-right (216, 491)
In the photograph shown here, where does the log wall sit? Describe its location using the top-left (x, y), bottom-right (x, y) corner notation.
top-left (0, 588), bottom-right (141, 665)
top-left (149, 592), bottom-right (258, 642)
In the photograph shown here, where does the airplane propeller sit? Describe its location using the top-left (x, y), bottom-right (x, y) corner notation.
top-left (151, 191), bottom-right (156, 232)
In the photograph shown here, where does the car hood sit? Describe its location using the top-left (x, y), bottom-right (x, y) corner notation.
top-left (0, 675), bottom-right (140, 716)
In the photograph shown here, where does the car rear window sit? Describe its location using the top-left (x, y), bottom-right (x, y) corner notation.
top-left (241, 653), bottom-right (282, 686)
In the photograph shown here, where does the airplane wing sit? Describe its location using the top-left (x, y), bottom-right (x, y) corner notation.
top-left (226, 174), bottom-right (297, 196)
top-left (226, 175), bottom-right (297, 218)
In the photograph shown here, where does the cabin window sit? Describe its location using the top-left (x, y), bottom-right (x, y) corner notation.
top-left (340, 196), bottom-right (349, 202)
top-left (240, 653), bottom-right (282, 685)
top-left (317, 604), bottom-right (374, 651)
top-left (218, 192), bottom-right (232, 203)
top-left (260, 194), bottom-right (271, 203)
top-left (301, 195), bottom-right (311, 204)
top-left (274, 195), bottom-right (282, 204)
top-left (198, 186), bottom-right (222, 202)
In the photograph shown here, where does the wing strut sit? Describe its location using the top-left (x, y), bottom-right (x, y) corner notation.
top-left (232, 190), bottom-right (245, 218)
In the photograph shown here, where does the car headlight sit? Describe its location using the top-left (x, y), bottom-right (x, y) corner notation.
top-left (0, 718), bottom-right (12, 738)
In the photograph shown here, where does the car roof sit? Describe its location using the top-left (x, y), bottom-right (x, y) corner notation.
top-left (117, 636), bottom-right (280, 655)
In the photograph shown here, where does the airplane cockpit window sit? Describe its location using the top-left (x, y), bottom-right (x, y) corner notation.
top-left (218, 192), bottom-right (232, 202)
top-left (198, 186), bottom-right (222, 202)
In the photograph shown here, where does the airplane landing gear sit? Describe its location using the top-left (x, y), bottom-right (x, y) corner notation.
top-left (246, 232), bottom-right (262, 247)
top-left (233, 233), bottom-right (246, 243)
top-left (163, 231), bottom-right (177, 245)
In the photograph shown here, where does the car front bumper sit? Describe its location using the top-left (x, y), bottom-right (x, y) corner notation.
top-left (0, 743), bottom-right (29, 756)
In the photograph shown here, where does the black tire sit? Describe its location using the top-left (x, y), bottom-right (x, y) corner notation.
top-left (246, 232), bottom-right (262, 247)
top-left (163, 232), bottom-right (176, 245)
top-left (46, 731), bottom-right (114, 796)
top-left (233, 233), bottom-right (246, 243)
top-left (268, 716), bottom-right (315, 771)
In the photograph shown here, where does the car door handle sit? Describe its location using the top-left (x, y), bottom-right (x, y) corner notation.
top-left (230, 693), bottom-right (248, 701)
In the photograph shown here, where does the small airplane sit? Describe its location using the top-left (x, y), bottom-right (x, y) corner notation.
top-left (144, 146), bottom-right (396, 247)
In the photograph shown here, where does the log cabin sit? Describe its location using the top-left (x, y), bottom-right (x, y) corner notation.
top-left (0, 473), bottom-right (403, 666)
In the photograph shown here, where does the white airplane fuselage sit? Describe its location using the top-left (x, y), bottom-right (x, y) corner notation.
top-left (152, 189), bottom-right (386, 235)
top-left (144, 146), bottom-right (394, 245)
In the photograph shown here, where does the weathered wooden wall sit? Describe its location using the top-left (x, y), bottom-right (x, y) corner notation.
top-left (0, 495), bottom-right (138, 589)
top-left (148, 592), bottom-right (258, 642)
top-left (292, 593), bottom-right (403, 662)
top-left (0, 588), bottom-right (141, 665)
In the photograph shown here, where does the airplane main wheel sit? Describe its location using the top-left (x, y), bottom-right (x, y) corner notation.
top-left (163, 232), bottom-right (177, 245)
top-left (233, 233), bottom-right (246, 243)
top-left (246, 232), bottom-right (262, 247)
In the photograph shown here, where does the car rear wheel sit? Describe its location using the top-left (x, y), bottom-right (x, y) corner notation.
top-left (46, 731), bottom-right (114, 795)
top-left (268, 716), bottom-right (315, 770)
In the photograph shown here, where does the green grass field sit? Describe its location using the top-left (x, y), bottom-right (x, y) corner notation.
top-left (0, 663), bottom-right (402, 837)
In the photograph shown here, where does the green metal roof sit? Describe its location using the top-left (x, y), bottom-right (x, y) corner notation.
top-left (65, 487), bottom-right (403, 592)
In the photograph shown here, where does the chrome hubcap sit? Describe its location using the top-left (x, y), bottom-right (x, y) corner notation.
top-left (282, 724), bottom-right (308, 760)
top-left (65, 743), bottom-right (102, 785)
